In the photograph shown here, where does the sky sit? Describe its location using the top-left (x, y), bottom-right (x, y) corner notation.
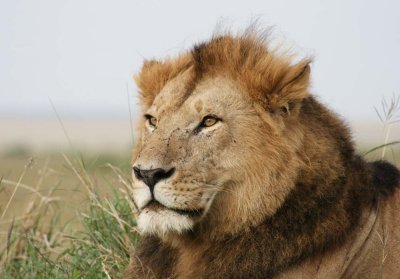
top-left (1, 0), bottom-right (400, 122)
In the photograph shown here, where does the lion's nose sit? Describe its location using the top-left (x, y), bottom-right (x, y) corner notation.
top-left (133, 166), bottom-right (176, 193)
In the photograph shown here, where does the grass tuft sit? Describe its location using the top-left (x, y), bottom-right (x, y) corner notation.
top-left (0, 153), bottom-right (139, 279)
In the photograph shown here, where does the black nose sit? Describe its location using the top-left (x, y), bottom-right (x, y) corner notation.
top-left (133, 167), bottom-right (175, 193)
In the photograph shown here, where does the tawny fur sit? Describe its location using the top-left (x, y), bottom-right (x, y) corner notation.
top-left (126, 31), bottom-right (400, 279)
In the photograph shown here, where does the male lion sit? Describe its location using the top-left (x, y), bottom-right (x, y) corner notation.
top-left (126, 31), bottom-right (400, 279)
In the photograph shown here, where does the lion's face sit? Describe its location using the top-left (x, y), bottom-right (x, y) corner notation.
top-left (132, 75), bottom-right (301, 237)
top-left (132, 36), bottom-right (311, 238)
top-left (133, 75), bottom-right (257, 235)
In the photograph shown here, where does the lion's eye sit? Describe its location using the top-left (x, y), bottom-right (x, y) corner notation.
top-left (200, 115), bottom-right (220, 128)
top-left (145, 114), bottom-right (158, 128)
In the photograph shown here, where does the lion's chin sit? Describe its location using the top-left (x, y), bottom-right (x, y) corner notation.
top-left (137, 208), bottom-right (195, 237)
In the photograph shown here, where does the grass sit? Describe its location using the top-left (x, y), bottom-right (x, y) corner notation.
top-left (0, 151), bottom-right (139, 278)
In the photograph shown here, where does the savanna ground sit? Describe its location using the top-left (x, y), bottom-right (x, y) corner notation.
top-left (0, 97), bottom-right (399, 278)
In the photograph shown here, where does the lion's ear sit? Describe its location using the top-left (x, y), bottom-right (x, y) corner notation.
top-left (268, 59), bottom-right (311, 115)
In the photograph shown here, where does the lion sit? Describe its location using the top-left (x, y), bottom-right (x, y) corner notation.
top-left (125, 30), bottom-right (400, 279)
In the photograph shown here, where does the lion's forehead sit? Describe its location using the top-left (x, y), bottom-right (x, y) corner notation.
top-left (151, 76), bottom-right (248, 121)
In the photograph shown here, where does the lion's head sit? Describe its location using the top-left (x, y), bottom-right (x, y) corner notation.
top-left (131, 33), bottom-right (317, 238)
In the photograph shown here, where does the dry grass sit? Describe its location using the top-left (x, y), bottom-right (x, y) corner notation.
top-left (0, 151), bottom-right (139, 278)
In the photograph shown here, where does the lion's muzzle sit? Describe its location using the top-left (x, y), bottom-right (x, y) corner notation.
top-left (133, 166), bottom-right (175, 195)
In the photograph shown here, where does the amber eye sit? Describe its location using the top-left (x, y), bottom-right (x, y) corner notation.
top-left (200, 115), bottom-right (220, 128)
top-left (145, 114), bottom-right (158, 127)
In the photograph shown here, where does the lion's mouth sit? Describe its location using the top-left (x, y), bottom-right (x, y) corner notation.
top-left (144, 200), bottom-right (203, 218)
